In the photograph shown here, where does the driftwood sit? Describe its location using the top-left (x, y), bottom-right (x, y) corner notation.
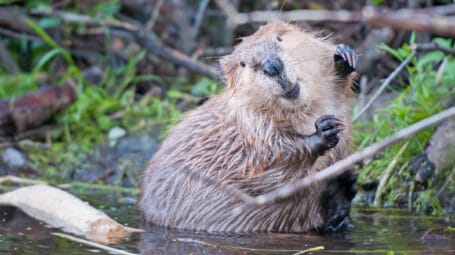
top-left (0, 81), bottom-right (77, 136)
top-left (0, 184), bottom-right (142, 243)
top-left (215, 0), bottom-right (455, 37)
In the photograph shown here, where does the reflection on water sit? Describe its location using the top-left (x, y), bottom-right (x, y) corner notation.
top-left (0, 194), bottom-right (453, 255)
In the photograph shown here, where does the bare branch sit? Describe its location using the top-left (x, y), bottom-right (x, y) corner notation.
top-left (354, 51), bottom-right (416, 121)
top-left (0, 39), bottom-right (20, 73)
top-left (0, 27), bottom-right (41, 41)
top-left (190, 0), bottom-right (211, 43)
top-left (410, 42), bottom-right (455, 55)
top-left (134, 31), bottom-right (218, 79)
top-left (0, 7), bottom-right (36, 34)
top-left (214, 0), bottom-right (239, 26)
top-left (0, 140), bottom-right (51, 150)
top-left (0, 6), bottom-right (218, 79)
top-left (245, 107), bottom-right (455, 207)
top-left (145, 0), bottom-right (164, 32)
top-left (214, 3), bottom-right (455, 37)
top-left (30, 7), bottom-right (138, 31)
top-left (354, 41), bottom-right (455, 121)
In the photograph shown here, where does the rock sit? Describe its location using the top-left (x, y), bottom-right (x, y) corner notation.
top-left (108, 126), bottom-right (127, 147)
top-left (70, 133), bottom-right (158, 187)
top-left (0, 147), bottom-right (37, 176)
top-left (410, 117), bottom-right (455, 184)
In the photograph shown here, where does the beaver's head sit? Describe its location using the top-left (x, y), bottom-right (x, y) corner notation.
top-left (220, 21), bottom-right (345, 110)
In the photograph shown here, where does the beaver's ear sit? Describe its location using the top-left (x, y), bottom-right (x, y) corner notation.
top-left (219, 55), bottom-right (240, 90)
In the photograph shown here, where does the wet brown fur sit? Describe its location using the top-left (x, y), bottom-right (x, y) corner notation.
top-left (140, 21), bottom-right (354, 232)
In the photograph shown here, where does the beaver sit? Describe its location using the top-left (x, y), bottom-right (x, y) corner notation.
top-left (140, 21), bottom-right (358, 233)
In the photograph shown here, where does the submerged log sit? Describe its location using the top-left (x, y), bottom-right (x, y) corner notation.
top-left (0, 81), bottom-right (77, 136)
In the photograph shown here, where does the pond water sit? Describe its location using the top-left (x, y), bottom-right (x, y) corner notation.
top-left (0, 190), bottom-right (453, 255)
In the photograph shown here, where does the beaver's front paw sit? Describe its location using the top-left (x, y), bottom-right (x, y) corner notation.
top-left (315, 115), bottom-right (343, 149)
top-left (334, 44), bottom-right (357, 76)
top-left (309, 115), bottom-right (344, 155)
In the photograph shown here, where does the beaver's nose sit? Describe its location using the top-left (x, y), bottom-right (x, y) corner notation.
top-left (262, 56), bottom-right (283, 77)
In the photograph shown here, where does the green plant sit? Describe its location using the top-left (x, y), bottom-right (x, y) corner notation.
top-left (355, 37), bottom-right (454, 214)
top-left (1, 5), bottom-right (222, 183)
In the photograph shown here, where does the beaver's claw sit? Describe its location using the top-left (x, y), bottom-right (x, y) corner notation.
top-left (334, 44), bottom-right (357, 76)
top-left (308, 115), bottom-right (344, 156)
top-left (314, 115), bottom-right (343, 150)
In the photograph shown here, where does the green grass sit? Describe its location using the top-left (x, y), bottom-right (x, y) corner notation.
top-left (354, 37), bottom-right (454, 214)
top-left (0, 6), bottom-right (221, 182)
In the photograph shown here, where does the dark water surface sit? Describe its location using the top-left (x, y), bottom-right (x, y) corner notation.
top-left (0, 190), bottom-right (453, 255)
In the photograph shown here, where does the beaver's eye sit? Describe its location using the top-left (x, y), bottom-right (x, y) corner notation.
top-left (240, 61), bottom-right (246, 67)
top-left (277, 36), bottom-right (282, 42)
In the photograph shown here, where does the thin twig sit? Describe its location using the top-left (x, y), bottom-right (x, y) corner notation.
top-left (214, 0), bottom-right (238, 26)
top-left (373, 141), bottom-right (409, 207)
top-left (0, 140), bottom-right (51, 149)
top-left (0, 27), bottom-right (42, 42)
top-left (30, 8), bottom-right (138, 31)
top-left (0, 39), bottom-right (20, 73)
top-left (177, 237), bottom-right (324, 253)
top-left (435, 57), bottom-right (448, 86)
top-left (0, 175), bottom-right (46, 185)
top-left (436, 167), bottom-right (455, 198)
top-left (410, 42), bottom-right (455, 55)
top-left (145, 0), bottom-right (164, 32)
top-left (134, 31), bottom-right (218, 79)
top-left (190, 0), bottom-right (210, 43)
top-left (52, 233), bottom-right (138, 255)
top-left (293, 246), bottom-right (325, 255)
top-left (244, 107), bottom-right (455, 207)
top-left (353, 51), bottom-right (416, 121)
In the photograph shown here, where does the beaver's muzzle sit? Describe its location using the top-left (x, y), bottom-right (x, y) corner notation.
top-left (262, 55), bottom-right (284, 77)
